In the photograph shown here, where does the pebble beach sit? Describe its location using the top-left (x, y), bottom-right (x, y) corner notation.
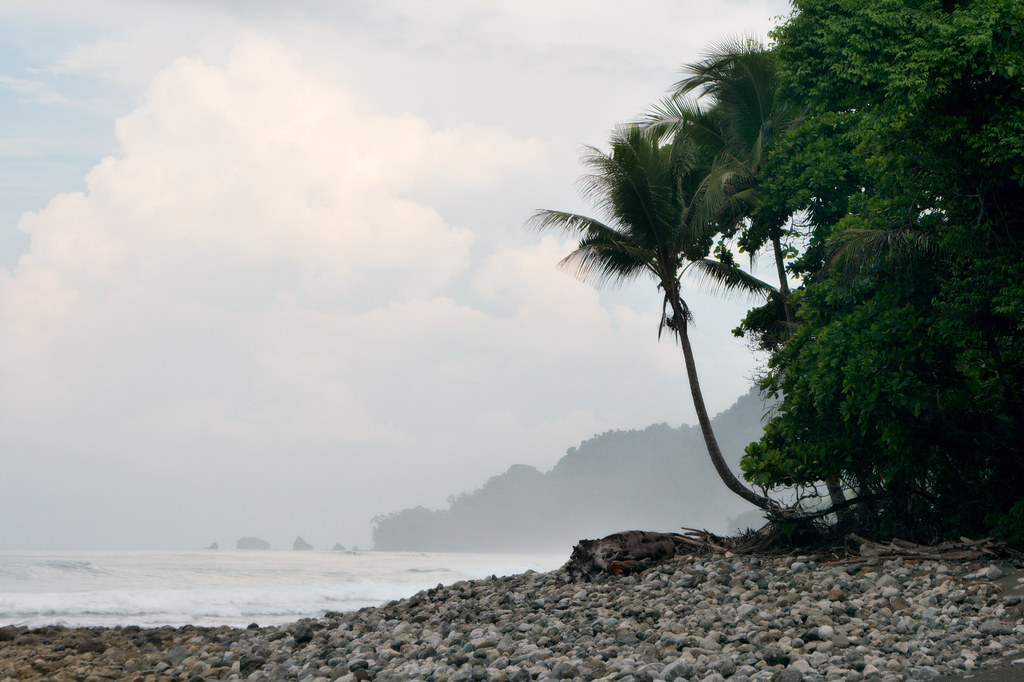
top-left (2, 552), bottom-right (1023, 682)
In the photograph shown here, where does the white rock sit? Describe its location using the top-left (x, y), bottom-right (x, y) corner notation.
top-left (977, 566), bottom-right (1004, 580)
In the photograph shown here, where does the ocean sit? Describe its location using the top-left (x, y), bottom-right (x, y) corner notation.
top-left (0, 549), bottom-right (566, 629)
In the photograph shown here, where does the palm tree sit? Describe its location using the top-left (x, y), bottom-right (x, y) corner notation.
top-left (647, 40), bottom-right (859, 515)
top-left (529, 125), bottom-right (778, 512)
top-left (645, 36), bottom-right (797, 326)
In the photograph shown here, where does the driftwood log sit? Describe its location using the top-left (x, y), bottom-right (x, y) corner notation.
top-left (562, 529), bottom-right (728, 582)
top-left (845, 534), bottom-right (1006, 561)
top-left (561, 528), bottom-right (1017, 581)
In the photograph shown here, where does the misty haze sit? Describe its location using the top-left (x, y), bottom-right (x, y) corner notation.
top-left (0, 1), bottom-right (787, 552)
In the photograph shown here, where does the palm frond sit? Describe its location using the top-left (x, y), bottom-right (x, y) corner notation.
top-left (827, 227), bottom-right (940, 273)
top-left (557, 236), bottom-right (652, 287)
top-left (683, 258), bottom-right (777, 299)
top-left (588, 127), bottom-right (685, 257)
top-left (527, 209), bottom-right (617, 240)
top-left (528, 209), bottom-right (654, 287)
top-left (674, 34), bottom-right (770, 100)
top-left (639, 97), bottom-right (727, 161)
top-left (692, 152), bottom-right (758, 231)
top-left (671, 36), bottom-right (788, 172)
top-left (640, 96), bottom-right (709, 140)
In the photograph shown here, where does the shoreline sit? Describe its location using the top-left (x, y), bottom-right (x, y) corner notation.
top-left (2, 553), bottom-right (1022, 681)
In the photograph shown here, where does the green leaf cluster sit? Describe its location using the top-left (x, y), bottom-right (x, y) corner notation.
top-left (741, 0), bottom-right (1024, 543)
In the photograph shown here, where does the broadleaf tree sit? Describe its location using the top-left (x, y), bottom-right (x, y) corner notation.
top-left (741, 0), bottom-right (1024, 543)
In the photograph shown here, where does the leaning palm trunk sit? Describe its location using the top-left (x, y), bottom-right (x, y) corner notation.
top-left (669, 294), bottom-right (777, 512)
top-left (532, 125), bottom-right (783, 517)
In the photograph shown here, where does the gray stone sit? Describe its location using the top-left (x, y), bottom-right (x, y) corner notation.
top-left (978, 619), bottom-right (1010, 635)
top-left (661, 658), bottom-right (694, 681)
top-left (711, 658), bottom-right (736, 677)
top-left (509, 666), bottom-right (532, 682)
top-left (239, 654), bottom-right (266, 675)
top-left (772, 669), bottom-right (803, 682)
top-left (762, 646), bottom-right (790, 666)
top-left (292, 623), bottom-right (315, 644)
top-left (876, 574), bottom-right (899, 588)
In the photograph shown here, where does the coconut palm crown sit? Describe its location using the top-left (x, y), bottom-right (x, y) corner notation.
top-left (645, 36), bottom-right (799, 327)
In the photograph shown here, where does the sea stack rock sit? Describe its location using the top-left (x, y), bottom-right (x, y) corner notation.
top-left (236, 537), bottom-right (271, 550)
top-left (205, 542), bottom-right (219, 550)
top-left (293, 536), bottom-right (314, 551)
top-left (331, 543), bottom-right (346, 551)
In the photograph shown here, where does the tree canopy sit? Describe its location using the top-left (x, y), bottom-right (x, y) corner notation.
top-left (740, 0), bottom-right (1024, 544)
top-left (532, 0), bottom-right (1024, 547)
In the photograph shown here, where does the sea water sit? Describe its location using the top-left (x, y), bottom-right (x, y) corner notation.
top-left (0, 550), bottom-right (565, 628)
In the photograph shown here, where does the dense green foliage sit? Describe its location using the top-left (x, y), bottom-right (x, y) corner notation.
top-left (739, 0), bottom-right (1024, 543)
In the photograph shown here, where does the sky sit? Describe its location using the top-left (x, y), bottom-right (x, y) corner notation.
top-left (0, 0), bottom-right (792, 550)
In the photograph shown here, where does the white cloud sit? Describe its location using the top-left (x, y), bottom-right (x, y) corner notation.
top-left (0, 34), bottom-right (546, 448)
top-left (0, 2), bottom-right (789, 549)
top-left (0, 33), bottom-right (672, 547)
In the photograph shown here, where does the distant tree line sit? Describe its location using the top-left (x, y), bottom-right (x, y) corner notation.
top-left (535, 0), bottom-right (1024, 546)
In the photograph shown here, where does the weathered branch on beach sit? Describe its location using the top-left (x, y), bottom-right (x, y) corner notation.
top-left (846, 534), bottom-right (1008, 561)
top-left (676, 527), bottom-right (730, 553)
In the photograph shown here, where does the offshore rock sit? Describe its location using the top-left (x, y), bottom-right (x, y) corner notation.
top-left (236, 536), bottom-right (271, 550)
top-left (293, 536), bottom-right (314, 551)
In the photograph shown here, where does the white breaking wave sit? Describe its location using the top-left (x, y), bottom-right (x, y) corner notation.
top-left (0, 550), bottom-right (565, 628)
top-left (1, 582), bottom-right (419, 628)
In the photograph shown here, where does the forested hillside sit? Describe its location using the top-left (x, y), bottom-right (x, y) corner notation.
top-left (372, 390), bottom-right (770, 551)
top-left (378, 0), bottom-right (1024, 551)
